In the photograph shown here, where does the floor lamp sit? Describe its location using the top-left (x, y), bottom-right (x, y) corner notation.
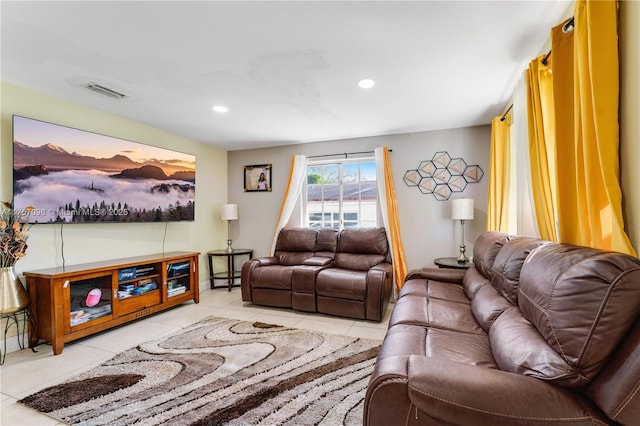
top-left (220, 204), bottom-right (238, 252)
top-left (451, 198), bottom-right (474, 263)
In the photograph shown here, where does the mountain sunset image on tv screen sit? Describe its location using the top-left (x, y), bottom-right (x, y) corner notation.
top-left (12, 115), bottom-right (196, 223)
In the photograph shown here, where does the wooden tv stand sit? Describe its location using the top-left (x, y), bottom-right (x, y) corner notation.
top-left (25, 251), bottom-right (200, 355)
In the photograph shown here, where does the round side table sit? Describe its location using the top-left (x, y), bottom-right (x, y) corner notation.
top-left (207, 249), bottom-right (253, 291)
top-left (434, 257), bottom-right (473, 270)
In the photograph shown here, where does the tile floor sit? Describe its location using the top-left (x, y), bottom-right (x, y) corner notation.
top-left (0, 287), bottom-right (391, 425)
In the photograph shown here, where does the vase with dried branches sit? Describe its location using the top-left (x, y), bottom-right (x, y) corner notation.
top-left (0, 202), bottom-right (33, 314)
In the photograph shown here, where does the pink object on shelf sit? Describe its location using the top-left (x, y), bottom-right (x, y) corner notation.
top-left (85, 288), bottom-right (102, 307)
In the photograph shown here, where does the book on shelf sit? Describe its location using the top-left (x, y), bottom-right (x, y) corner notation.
top-left (168, 285), bottom-right (186, 297)
top-left (119, 283), bottom-right (135, 292)
top-left (131, 282), bottom-right (158, 295)
top-left (136, 266), bottom-right (155, 276)
top-left (118, 267), bottom-right (136, 282)
top-left (167, 262), bottom-right (190, 277)
top-left (70, 304), bottom-right (112, 326)
top-left (118, 281), bottom-right (158, 299)
top-left (118, 291), bottom-right (132, 299)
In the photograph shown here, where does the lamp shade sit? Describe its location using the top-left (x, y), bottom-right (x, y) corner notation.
top-left (220, 204), bottom-right (238, 221)
top-left (451, 198), bottom-right (474, 220)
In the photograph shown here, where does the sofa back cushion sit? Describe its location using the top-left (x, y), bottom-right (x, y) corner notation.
top-left (334, 227), bottom-right (388, 271)
top-left (274, 227), bottom-right (318, 266)
top-left (490, 237), bottom-right (547, 305)
top-left (471, 237), bottom-right (546, 331)
top-left (493, 242), bottom-right (640, 388)
top-left (315, 229), bottom-right (339, 259)
top-left (472, 231), bottom-right (511, 279)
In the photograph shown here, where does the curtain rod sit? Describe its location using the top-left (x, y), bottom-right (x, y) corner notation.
top-left (499, 16), bottom-right (574, 123)
top-left (500, 104), bottom-right (513, 122)
top-left (308, 149), bottom-right (392, 159)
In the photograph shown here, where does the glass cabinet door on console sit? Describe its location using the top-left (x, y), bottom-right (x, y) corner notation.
top-left (165, 259), bottom-right (193, 300)
top-left (115, 263), bottom-right (163, 316)
top-left (65, 271), bottom-right (114, 332)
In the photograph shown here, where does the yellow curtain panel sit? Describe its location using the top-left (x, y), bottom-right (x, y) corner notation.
top-left (487, 115), bottom-right (511, 232)
top-left (552, 0), bottom-right (635, 255)
top-left (381, 147), bottom-right (408, 293)
top-left (527, 55), bottom-right (558, 242)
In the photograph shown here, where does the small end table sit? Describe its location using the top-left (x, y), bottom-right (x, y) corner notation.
top-left (434, 257), bottom-right (473, 270)
top-left (1, 307), bottom-right (36, 364)
top-left (207, 249), bottom-right (253, 291)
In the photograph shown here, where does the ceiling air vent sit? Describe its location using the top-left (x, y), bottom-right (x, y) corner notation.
top-left (85, 82), bottom-right (127, 99)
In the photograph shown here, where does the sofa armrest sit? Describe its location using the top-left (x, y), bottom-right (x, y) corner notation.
top-left (365, 355), bottom-right (606, 425)
top-left (241, 257), bottom-right (279, 302)
top-left (404, 267), bottom-right (465, 284)
top-left (406, 356), bottom-right (605, 424)
top-left (302, 256), bottom-right (333, 267)
top-left (366, 263), bottom-right (394, 321)
top-left (253, 256), bottom-right (279, 266)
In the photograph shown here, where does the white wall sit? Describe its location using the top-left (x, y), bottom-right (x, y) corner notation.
top-left (1, 82), bottom-right (229, 283)
top-left (228, 125), bottom-right (491, 271)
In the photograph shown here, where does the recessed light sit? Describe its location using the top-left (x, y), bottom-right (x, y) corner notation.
top-left (358, 79), bottom-right (375, 89)
top-left (212, 105), bottom-right (228, 113)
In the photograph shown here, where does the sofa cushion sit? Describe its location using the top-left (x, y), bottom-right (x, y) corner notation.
top-left (379, 324), bottom-right (497, 368)
top-left (399, 279), bottom-right (469, 305)
top-left (315, 228), bottom-right (339, 258)
top-left (334, 253), bottom-right (386, 271)
top-left (490, 236), bottom-right (547, 305)
top-left (490, 307), bottom-right (573, 384)
top-left (274, 227), bottom-right (317, 266)
top-left (390, 292), bottom-right (483, 334)
top-left (250, 265), bottom-right (294, 290)
top-left (338, 227), bottom-right (388, 255)
top-left (471, 231), bottom-right (511, 279)
top-left (505, 243), bottom-right (640, 387)
top-left (316, 268), bottom-right (367, 301)
top-left (462, 266), bottom-right (490, 299)
top-left (471, 284), bottom-right (512, 332)
top-left (334, 227), bottom-right (389, 271)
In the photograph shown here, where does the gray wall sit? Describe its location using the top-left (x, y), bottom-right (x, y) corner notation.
top-left (228, 125), bottom-right (491, 271)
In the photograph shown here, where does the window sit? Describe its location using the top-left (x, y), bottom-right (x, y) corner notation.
top-left (305, 159), bottom-right (377, 229)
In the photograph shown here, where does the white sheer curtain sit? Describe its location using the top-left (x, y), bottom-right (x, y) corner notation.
top-left (375, 148), bottom-right (390, 231)
top-left (510, 72), bottom-right (540, 237)
top-left (270, 155), bottom-right (308, 255)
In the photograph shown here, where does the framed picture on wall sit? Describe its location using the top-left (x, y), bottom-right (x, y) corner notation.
top-left (244, 164), bottom-right (272, 192)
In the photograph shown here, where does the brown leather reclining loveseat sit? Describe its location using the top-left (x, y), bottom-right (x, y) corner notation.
top-left (241, 227), bottom-right (393, 321)
top-left (365, 231), bottom-right (640, 425)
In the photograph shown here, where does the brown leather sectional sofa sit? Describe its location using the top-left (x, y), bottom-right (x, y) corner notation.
top-left (365, 231), bottom-right (640, 425)
top-left (241, 227), bottom-right (393, 321)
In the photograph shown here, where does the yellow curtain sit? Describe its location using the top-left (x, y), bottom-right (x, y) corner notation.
top-left (486, 115), bottom-right (511, 232)
top-left (378, 147), bottom-right (408, 293)
top-left (527, 55), bottom-right (558, 242)
top-left (552, 0), bottom-right (636, 255)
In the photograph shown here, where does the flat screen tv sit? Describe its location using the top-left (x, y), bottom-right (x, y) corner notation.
top-left (12, 115), bottom-right (196, 223)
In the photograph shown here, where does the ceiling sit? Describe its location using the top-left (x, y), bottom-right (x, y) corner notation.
top-left (1, 1), bottom-right (571, 151)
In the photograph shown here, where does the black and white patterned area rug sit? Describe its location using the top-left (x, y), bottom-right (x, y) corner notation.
top-left (19, 316), bottom-right (381, 425)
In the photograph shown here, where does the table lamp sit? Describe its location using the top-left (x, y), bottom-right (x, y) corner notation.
top-left (220, 204), bottom-right (238, 252)
top-left (451, 198), bottom-right (474, 263)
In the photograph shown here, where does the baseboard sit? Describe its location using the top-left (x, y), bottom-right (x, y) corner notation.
top-left (1, 334), bottom-right (25, 356)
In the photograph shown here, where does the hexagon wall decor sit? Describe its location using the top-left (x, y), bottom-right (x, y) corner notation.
top-left (404, 151), bottom-right (484, 200)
